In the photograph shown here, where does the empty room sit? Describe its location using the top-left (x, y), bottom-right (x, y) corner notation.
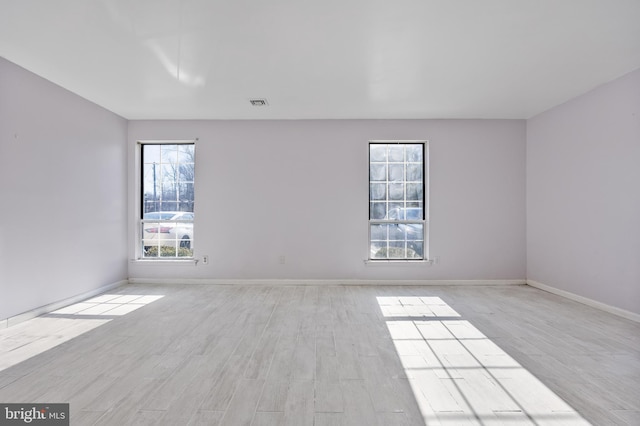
top-left (1, 1), bottom-right (639, 425)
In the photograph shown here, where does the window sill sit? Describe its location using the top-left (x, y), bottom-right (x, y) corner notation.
top-left (131, 258), bottom-right (198, 265)
top-left (364, 259), bottom-right (433, 266)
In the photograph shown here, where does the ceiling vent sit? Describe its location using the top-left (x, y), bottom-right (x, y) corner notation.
top-left (249, 98), bottom-right (268, 106)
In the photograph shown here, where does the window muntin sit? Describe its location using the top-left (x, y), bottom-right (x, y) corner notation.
top-left (369, 142), bottom-right (426, 260)
top-left (140, 143), bottom-right (195, 258)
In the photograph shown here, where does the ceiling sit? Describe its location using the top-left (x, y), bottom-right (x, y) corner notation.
top-left (1, 0), bottom-right (639, 120)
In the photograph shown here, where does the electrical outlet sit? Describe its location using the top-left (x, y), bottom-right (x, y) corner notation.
top-left (202, 255), bottom-right (209, 265)
top-left (278, 255), bottom-right (285, 264)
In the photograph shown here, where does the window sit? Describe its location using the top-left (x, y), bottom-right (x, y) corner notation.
top-left (140, 142), bottom-right (195, 258)
top-left (369, 142), bottom-right (427, 260)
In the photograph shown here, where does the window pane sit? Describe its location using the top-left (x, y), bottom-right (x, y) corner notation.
top-left (370, 183), bottom-right (386, 201)
top-left (162, 164), bottom-right (176, 186)
top-left (388, 242), bottom-right (406, 259)
top-left (409, 242), bottom-right (423, 258)
top-left (389, 164), bottom-right (404, 181)
top-left (406, 223), bottom-right (423, 241)
top-left (178, 144), bottom-right (195, 160)
top-left (160, 145), bottom-right (178, 163)
top-left (143, 163), bottom-right (160, 214)
top-left (370, 145), bottom-right (387, 162)
top-left (388, 183), bottom-right (404, 200)
top-left (159, 200), bottom-right (178, 212)
top-left (406, 164), bottom-right (422, 181)
top-left (179, 168), bottom-right (194, 183)
top-left (370, 202), bottom-right (387, 220)
top-left (144, 144), bottom-right (161, 163)
top-left (406, 183), bottom-right (423, 201)
top-left (370, 224), bottom-right (387, 240)
top-left (370, 241), bottom-right (387, 259)
top-left (391, 208), bottom-right (404, 220)
top-left (406, 208), bottom-right (422, 220)
top-left (370, 164), bottom-right (387, 181)
top-left (389, 224), bottom-right (405, 240)
top-left (388, 202), bottom-right (404, 216)
top-left (406, 145), bottom-right (423, 162)
top-left (179, 182), bottom-right (195, 211)
top-left (388, 145), bottom-right (404, 162)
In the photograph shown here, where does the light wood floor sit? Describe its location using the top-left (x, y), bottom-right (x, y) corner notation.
top-left (0, 284), bottom-right (639, 425)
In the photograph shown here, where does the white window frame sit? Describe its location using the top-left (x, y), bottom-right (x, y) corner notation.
top-left (137, 140), bottom-right (196, 260)
top-left (368, 140), bottom-right (429, 261)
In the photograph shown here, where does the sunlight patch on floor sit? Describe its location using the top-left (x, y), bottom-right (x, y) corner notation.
top-left (0, 295), bottom-right (164, 372)
top-left (377, 296), bottom-right (591, 425)
top-left (51, 294), bottom-right (164, 316)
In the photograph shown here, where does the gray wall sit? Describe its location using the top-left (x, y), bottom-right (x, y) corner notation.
top-left (527, 68), bottom-right (640, 315)
top-left (128, 119), bottom-right (527, 281)
top-left (0, 57), bottom-right (128, 321)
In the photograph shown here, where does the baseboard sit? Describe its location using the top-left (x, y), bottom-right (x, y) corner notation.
top-left (527, 279), bottom-right (640, 323)
top-left (2, 279), bottom-right (128, 329)
top-left (128, 278), bottom-right (526, 286)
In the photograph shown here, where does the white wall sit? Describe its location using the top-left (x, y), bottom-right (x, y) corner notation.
top-left (527, 69), bottom-right (640, 316)
top-left (128, 119), bottom-right (526, 282)
top-left (0, 57), bottom-right (128, 321)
